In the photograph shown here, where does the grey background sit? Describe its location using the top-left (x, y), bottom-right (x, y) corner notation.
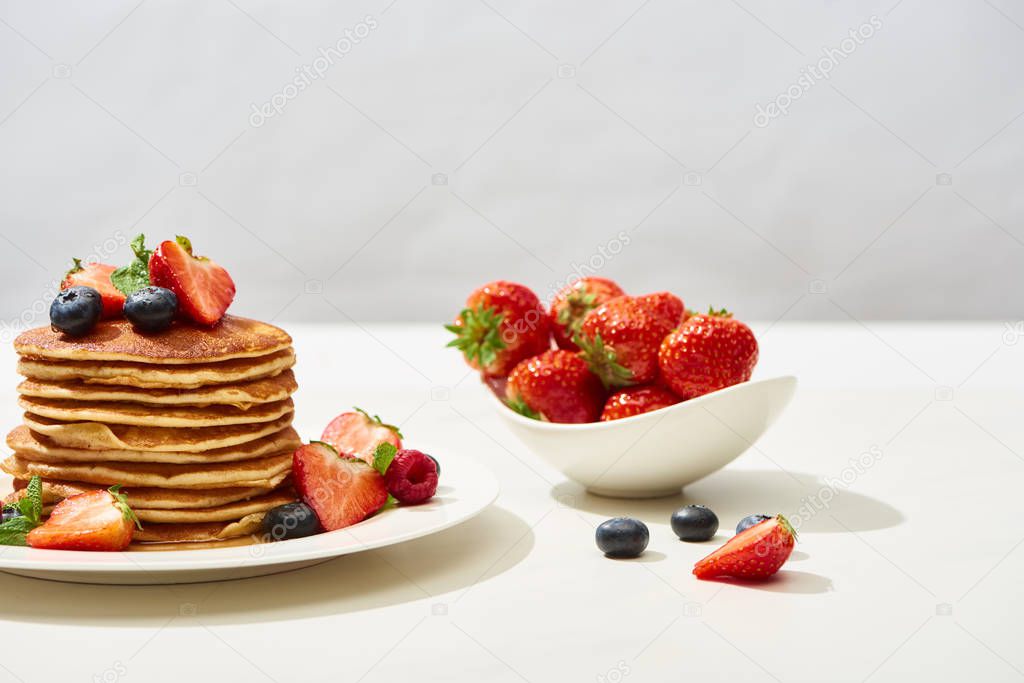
top-left (1, 0), bottom-right (1022, 329)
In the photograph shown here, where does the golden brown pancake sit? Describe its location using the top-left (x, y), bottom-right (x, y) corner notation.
top-left (14, 316), bottom-right (292, 364)
top-left (17, 370), bottom-right (297, 407)
top-left (7, 425), bottom-right (301, 464)
top-left (2, 453), bottom-right (292, 489)
top-left (6, 478), bottom-right (287, 509)
top-left (133, 489), bottom-right (296, 523)
top-left (17, 348), bottom-right (295, 389)
top-left (132, 513), bottom-right (265, 543)
top-left (19, 395), bottom-right (294, 428)
top-left (22, 412), bottom-right (294, 452)
top-left (129, 535), bottom-right (259, 551)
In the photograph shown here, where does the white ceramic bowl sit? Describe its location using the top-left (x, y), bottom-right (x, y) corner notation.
top-left (493, 376), bottom-right (797, 498)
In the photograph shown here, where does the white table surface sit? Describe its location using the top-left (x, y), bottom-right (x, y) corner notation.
top-left (1, 320), bottom-right (1023, 683)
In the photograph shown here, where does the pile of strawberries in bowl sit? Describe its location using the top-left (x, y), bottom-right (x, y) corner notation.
top-left (446, 278), bottom-right (759, 424)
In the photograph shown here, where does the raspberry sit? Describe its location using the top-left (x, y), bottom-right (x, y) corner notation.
top-left (384, 450), bottom-right (439, 505)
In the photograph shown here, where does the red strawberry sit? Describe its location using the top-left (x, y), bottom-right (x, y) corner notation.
top-left (148, 236), bottom-right (235, 325)
top-left (658, 308), bottom-right (758, 399)
top-left (600, 385), bottom-right (681, 421)
top-left (446, 281), bottom-right (550, 377)
top-left (292, 442), bottom-right (388, 531)
top-left (549, 277), bottom-right (625, 351)
top-left (506, 350), bottom-right (605, 423)
top-left (321, 408), bottom-right (403, 465)
top-left (634, 292), bottom-right (684, 331)
top-left (693, 514), bottom-right (796, 580)
top-left (576, 297), bottom-right (674, 388)
top-left (384, 449), bottom-right (439, 504)
top-left (61, 260), bottom-right (125, 319)
top-left (26, 486), bottom-right (139, 551)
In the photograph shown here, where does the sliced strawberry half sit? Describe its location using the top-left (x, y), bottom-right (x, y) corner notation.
top-left (321, 408), bottom-right (403, 464)
top-left (148, 236), bottom-right (235, 325)
top-left (292, 441), bottom-right (389, 531)
top-left (693, 514), bottom-right (796, 580)
top-left (62, 260), bottom-right (125, 319)
top-left (26, 486), bottom-right (140, 551)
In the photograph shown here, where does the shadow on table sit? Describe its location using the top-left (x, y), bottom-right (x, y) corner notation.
top-left (551, 468), bottom-right (903, 534)
top-left (0, 505), bottom-right (533, 626)
top-left (700, 570), bottom-right (834, 594)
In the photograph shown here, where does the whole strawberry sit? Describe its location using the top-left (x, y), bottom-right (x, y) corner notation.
top-left (506, 350), bottom-right (605, 423)
top-left (576, 296), bottom-right (675, 388)
top-left (549, 277), bottom-right (625, 351)
top-left (600, 385), bottom-right (681, 421)
top-left (693, 514), bottom-right (796, 580)
top-left (446, 281), bottom-right (550, 377)
top-left (634, 292), bottom-right (684, 331)
top-left (658, 308), bottom-right (758, 399)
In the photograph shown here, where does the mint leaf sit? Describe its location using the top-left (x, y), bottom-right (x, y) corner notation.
top-left (372, 442), bottom-right (397, 476)
top-left (0, 516), bottom-right (36, 546)
top-left (110, 234), bottom-right (152, 296)
top-left (21, 475), bottom-right (42, 525)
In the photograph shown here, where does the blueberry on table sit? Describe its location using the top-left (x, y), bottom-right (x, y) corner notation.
top-left (124, 286), bottom-right (179, 333)
top-left (671, 504), bottom-right (719, 542)
top-left (49, 286), bottom-right (102, 337)
top-left (596, 517), bottom-right (649, 558)
top-left (262, 502), bottom-right (321, 541)
top-left (736, 514), bottom-right (772, 535)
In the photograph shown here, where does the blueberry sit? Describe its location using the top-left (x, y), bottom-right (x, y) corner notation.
top-left (262, 502), bottom-right (321, 541)
top-left (671, 504), bottom-right (719, 542)
top-left (2, 507), bottom-right (23, 524)
top-left (596, 517), bottom-right (649, 558)
top-left (50, 286), bottom-right (102, 337)
top-left (124, 286), bottom-right (178, 333)
top-left (426, 454), bottom-right (440, 476)
top-left (736, 514), bottom-right (772, 535)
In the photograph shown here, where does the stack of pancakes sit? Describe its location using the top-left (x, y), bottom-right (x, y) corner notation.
top-left (3, 316), bottom-right (300, 549)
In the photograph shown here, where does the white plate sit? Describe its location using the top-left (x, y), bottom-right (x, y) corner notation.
top-left (0, 452), bottom-right (498, 585)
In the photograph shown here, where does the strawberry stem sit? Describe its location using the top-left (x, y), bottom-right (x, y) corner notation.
top-left (444, 305), bottom-right (506, 368)
top-left (574, 332), bottom-right (634, 389)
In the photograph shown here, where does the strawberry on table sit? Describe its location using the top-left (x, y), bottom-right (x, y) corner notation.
top-left (693, 514), bottom-right (796, 580)
top-left (658, 308), bottom-right (758, 400)
top-left (634, 292), bottom-right (684, 332)
top-left (446, 281), bottom-right (550, 377)
top-left (149, 236), bottom-right (235, 325)
top-left (62, 260), bottom-right (125, 319)
top-left (26, 486), bottom-right (140, 552)
top-left (293, 442), bottom-right (388, 531)
top-left (506, 350), bottom-right (605, 423)
top-left (549, 277), bottom-right (625, 351)
top-left (320, 408), bottom-right (403, 465)
top-left (576, 296), bottom-right (674, 388)
top-left (600, 385), bottom-right (681, 421)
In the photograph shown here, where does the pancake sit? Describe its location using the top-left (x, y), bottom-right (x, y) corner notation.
top-left (20, 395), bottom-right (294, 428)
top-left (17, 370), bottom-right (297, 407)
top-left (2, 453), bottom-right (292, 489)
top-left (129, 536), bottom-right (259, 551)
top-left (17, 348), bottom-right (295, 389)
top-left (6, 478), bottom-right (286, 509)
top-left (7, 425), bottom-right (301, 464)
top-left (22, 412), bottom-right (294, 452)
top-left (134, 489), bottom-right (296, 523)
top-left (14, 316), bottom-right (292, 364)
top-left (132, 513), bottom-right (265, 543)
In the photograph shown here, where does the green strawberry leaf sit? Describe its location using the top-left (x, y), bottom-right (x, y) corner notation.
top-left (372, 442), bottom-right (397, 476)
top-left (108, 485), bottom-right (142, 530)
top-left (445, 305), bottom-right (506, 368)
top-left (355, 407), bottom-right (404, 439)
top-left (110, 234), bottom-right (152, 296)
top-left (506, 396), bottom-right (541, 420)
top-left (575, 332), bottom-right (634, 389)
top-left (64, 257), bottom-right (84, 280)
